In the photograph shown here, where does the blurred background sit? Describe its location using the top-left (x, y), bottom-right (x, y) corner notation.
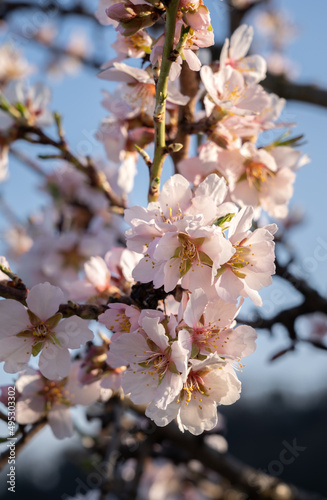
top-left (0, 0), bottom-right (326, 498)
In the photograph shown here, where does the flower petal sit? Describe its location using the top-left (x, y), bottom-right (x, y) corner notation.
top-left (26, 282), bottom-right (65, 321)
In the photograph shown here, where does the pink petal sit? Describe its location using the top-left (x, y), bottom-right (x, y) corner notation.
top-left (0, 299), bottom-right (30, 338)
top-left (55, 316), bottom-right (94, 349)
top-left (16, 395), bottom-right (45, 424)
top-left (39, 345), bottom-right (71, 380)
top-left (48, 405), bottom-right (74, 439)
top-left (0, 336), bottom-right (33, 373)
top-left (26, 282), bottom-right (64, 321)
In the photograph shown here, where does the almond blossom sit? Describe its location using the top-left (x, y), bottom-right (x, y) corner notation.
top-left (179, 0), bottom-right (211, 31)
top-left (146, 354), bottom-right (241, 435)
top-left (107, 315), bottom-right (189, 409)
top-left (200, 65), bottom-right (270, 117)
top-left (95, 0), bottom-right (120, 26)
top-left (15, 363), bottom-right (100, 439)
top-left (218, 142), bottom-right (304, 218)
top-left (125, 173), bottom-right (236, 294)
top-left (103, 29), bottom-right (152, 66)
top-left (67, 256), bottom-right (115, 303)
top-left (178, 288), bottom-right (257, 357)
top-left (214, 207), bottom-right (277, 306)
top-left (0, 81), bottom-right (53, 130)
top-left (220, 25), bottom-right (267, 85)
top-left (0, 282), bottom-right (93, 379)
top-left (0, 45), bottom-right (33, 89)
top-left (99, 302), bottom-right (142, 337)
top-left (98, 62), bottom-right (189, 119)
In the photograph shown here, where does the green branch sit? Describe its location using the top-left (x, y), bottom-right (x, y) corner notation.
top-left (148, 0), bottom-right (180, 202)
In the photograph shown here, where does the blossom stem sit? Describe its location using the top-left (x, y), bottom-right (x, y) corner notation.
top-left (148, 0), bottom-right (180, 203)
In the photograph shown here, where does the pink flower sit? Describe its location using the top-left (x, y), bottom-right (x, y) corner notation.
top-left (78, 343), bottom-right (125, 401)
top-left (220, 25), bottom-right (267, 84)
top-left (98, 62), bottom-right (189, 118)
top-left (105, 246), bottom-right (142, 292)
top-left (0, 282), bottom-right (93, 379)
top-left (15, 364), bottom-right (100, 439)
top-left (146, 354), bottom-right (241, 435)
top-left (218, 142), bottom-right (303, 218)
top-left (214, 207), bottom-right (277, 306)
top-left (68, 256), bottom-right (115, 303)
top-left (107, 1), bottom-right (160, 36)
top-left (99, 303), bottom-right (142, 337)
top-left (200, 65), bottom-right (270, 117)
top-left (181, 1), bottom-right (211, 31)
top-left (0, 82), bottom-right (53, 130)
top-left (104, 29), bottom-right (152, 65)
top-left (178, 288), bottom-right (257, 357)
top-left (95, 0), bottom-right (120, 26)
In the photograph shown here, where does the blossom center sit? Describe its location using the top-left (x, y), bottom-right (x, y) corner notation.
top-left (41, 380), bottom-right (70, 410)
top-left (245, 160), bottom-right (274, 190)
top-left (193, 326), bottom-right (220, 351)
top-left (178, 371), bottom-right (208, 406)
top-left (32, 323), bottom-right (49, 338)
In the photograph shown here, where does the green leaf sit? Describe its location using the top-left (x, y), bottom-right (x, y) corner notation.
top-left (213, 213), bottom-right (235, 227)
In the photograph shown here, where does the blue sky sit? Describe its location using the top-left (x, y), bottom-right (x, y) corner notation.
top-left (0, 0), bottom-right (327, 398)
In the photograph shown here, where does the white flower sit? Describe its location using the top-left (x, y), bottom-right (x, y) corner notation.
top-left (146, 354), bottom-right (241, 435)
top-left (16, 364), bottom-right (100, 439)
top-left (107, 315), bottom-right (189, 410)
top-left (0, 282), bottom-right (93, 379)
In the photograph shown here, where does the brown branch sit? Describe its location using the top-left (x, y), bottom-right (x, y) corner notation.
top-left (263, 73), bottom-right (327, 109)
top-left (124, 401), bottom-right (325, 500)
top-left (58, 302), bottom-right (108, 320)
top-left (237, 257), bottom-right (327, 348)
top-left (15, 124), bottom-right (126, 210)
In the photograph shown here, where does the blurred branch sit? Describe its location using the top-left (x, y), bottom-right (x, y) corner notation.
top-left (14, 123), bottom-right (126, 210)
top-left (238, 257), bottom-right (327, 349)
top-left (263, 73), bottom-right (327, 109)
top-left (10, 146), bottom-right (46, 177)
top-left (125, 403), bottom-right (326, 500)
top-left (153, 422), bottom-right (325, 500)
top-left (0, 0), bottom-right (95, 20)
